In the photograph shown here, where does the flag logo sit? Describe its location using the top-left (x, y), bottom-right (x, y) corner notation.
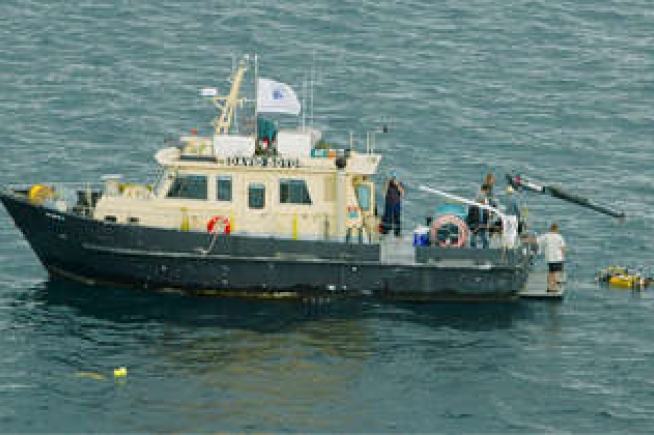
top-left (273, 88), bottom-right (284, 100)
top-left (257, 78), bottom-right (301, 115)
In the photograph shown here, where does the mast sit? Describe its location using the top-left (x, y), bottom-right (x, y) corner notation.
top-left (212, 58), bottom-right (249, 136)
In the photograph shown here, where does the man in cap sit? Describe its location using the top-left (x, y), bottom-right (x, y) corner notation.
top-left (382, 169), bottom-right (405, 237)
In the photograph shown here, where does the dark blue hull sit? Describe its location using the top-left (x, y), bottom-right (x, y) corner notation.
top-left (1, 190), bottom-right (530, 301)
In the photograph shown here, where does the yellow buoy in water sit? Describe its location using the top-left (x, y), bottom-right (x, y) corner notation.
top-left (113, 367), bottom-right (128, 378)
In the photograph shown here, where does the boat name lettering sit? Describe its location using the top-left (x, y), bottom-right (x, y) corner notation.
top-left (226, 157), bottom-right (300, 168)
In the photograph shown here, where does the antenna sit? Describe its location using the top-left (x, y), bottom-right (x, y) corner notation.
top-left (310, 50), bottom-right (316, 127)
top-left (302, 72), bottom-right (307, 131)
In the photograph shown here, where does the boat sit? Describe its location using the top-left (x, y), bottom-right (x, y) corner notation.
top-left (0, 57), bottom-right (534, 301)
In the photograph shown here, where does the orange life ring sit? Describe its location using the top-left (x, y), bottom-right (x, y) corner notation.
top-left (430, 214), bottom-right (469, 248)
top-left (206, 216), bottom-right (231, 235)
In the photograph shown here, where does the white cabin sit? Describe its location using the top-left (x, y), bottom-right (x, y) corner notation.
top-left (92, 60), bottom-right (383, 243)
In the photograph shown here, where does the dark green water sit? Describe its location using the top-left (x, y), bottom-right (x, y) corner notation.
top-left (1, 0), bottom-right (653, 432)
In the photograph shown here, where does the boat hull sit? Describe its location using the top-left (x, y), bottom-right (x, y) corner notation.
top-left (1, 191), bottom-right (530, 301)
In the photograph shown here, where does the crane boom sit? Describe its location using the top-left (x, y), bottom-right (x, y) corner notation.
top-left (506, 172), bottom-right (625, 219)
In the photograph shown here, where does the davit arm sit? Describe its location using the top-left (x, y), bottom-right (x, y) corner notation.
top-left (505, 172), bottom-right (625, 220)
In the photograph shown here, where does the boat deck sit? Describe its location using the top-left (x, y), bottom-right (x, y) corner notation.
top-left (520, 271), bottom-right (566, 299)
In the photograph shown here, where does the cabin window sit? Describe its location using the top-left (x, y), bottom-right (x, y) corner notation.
top-left (216, 176), bottom-right (232, 201)
top-left (166, 174), bottom-right (207, 200)
top-left (279, 179), bottom-right (312, 205)
top-left (248, 183), bottom-right (265, 209)
top-left (356, 184), bottom-right (371, 212)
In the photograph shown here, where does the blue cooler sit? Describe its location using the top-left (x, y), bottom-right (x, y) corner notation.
top-left (413, 226), bottom-right (431, 246)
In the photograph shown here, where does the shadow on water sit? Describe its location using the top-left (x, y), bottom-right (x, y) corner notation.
top-left (25, 279), bottom-right (537, 333)
top-left (27, 280), bottom-right (369, 333)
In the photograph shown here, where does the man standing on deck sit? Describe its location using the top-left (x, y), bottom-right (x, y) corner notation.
top-left (537, 222), bottom-right (566, 292)
top-left (504, 186), bottom-right (524, 233)
top-left (382, 170), bottom-right (405, 237)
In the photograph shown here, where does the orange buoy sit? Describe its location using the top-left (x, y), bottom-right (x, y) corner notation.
top-left (430, 214), bottom-right (469, 248)
top-left (206, 216), bottom-right (231, 235)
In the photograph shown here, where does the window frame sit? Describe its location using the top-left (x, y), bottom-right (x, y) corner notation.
top-left (165, 173), bottom-right (209, 201)
top-left (279, 178), bottom-right (312, 205)
top-left (248, 183), bottom-right (266, 209)
top-left (216, 175), bottom-right (233, 202)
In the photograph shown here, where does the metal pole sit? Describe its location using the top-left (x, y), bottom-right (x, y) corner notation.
top-left (366, 131), bottom-right (369, 154)
top-left (254, 54), bottom-right (259, 141)
top-left (419, 185), bottom-right (507, 220)
top-left (419, 184), bottom-right (518, 248)
top-left (302, 73), bottom-right (307, 131)
top-left (310, 50), bottom-right (315, 127)
top-left (336, 170), bottom-right (347, 241)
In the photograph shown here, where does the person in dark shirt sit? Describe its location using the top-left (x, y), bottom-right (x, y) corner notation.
top-left (381, 170), bottom-right (405, 237)
top-left (466, 198), bottom-right (490, 248)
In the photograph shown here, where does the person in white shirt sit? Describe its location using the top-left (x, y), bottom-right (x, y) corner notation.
top-left (537, 222), bottom-right (566, 292)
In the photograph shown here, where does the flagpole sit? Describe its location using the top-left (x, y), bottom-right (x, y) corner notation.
top-left (310, 49), bottom-right (315, 128)
top-left (254, 54), bottom-right (259, 142)
top-left (302, 72), bottom-right (307, 131)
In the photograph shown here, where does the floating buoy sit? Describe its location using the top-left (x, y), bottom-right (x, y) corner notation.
top-left (597, 266), bottom-right (652, 289)
top-left (608, 275), bottom-right (637, 288)
top-left (113, 367), bottom-right (128, 378)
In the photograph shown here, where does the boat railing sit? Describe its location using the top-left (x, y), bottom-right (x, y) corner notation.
top-left (403, 211), bottom-right (529, 257)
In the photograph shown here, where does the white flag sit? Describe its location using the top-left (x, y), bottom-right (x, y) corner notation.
top-left (257, 78), bottom-right (301, 115)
